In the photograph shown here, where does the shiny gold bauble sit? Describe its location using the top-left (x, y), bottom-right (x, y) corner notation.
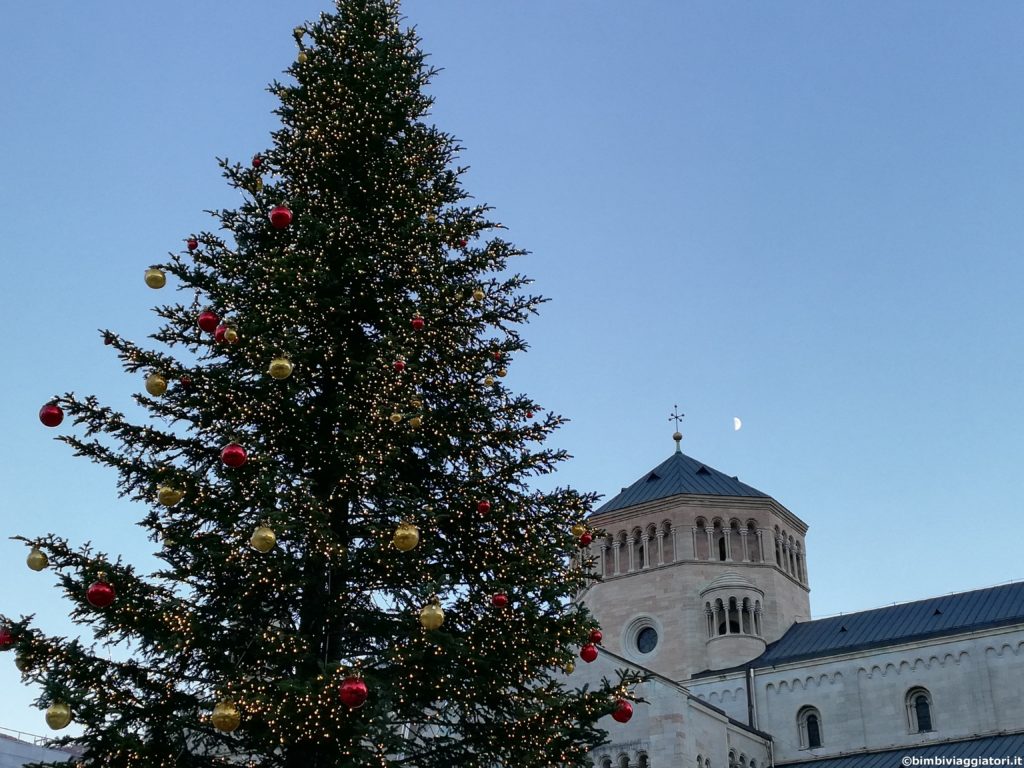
top-left (390, 412), bottom-right (403, 424)
top-left (26, 547), bottom-right (48, 571)
top-left (427, 213), bottom-right (436, 223)
top-left (157, 486), bottom-right (184, 507)
top-left (250, 526), bottom-right (277, 554)
top-left (472, 288), bottom-right (485, 302)
top-left (497, 368), bottom-right (507, 378)
top-left (145, 373), bottom-right (168, 396)
top-left (297, 51), bottom-right (308, 64)
top-left (408, 416), bottom-right (422, 428)
top-left (564, 661), bottom-right (576, 674)
top-left (144, 267), bottom-right (167, 289)
top-left (570, 523), bottom-right (587, 538)
top-left (224, 327), bottom-right (239, 343)
top-left (484, 376), bottom-right (495, 387)
top-left (268, 357), bottom-right (294, 380)
top-left (410, 397), bottom-right (423, 409)
top-left (211, 700), bottom-right (241, 732)
top-left (293, 26), bottom-right (305, 37)
top-left (392, 522), bottom-right (420, 552)
top-left (420, 601), bottom-right (444, 631)
top-left (254, 176), bottom-right (264, 191)
top-left (45, 703), bottom-right (72, 731)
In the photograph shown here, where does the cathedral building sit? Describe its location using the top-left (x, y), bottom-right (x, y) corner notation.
top-left (573, 435), bottom-right (1024, 768)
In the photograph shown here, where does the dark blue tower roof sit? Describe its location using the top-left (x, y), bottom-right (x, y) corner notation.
top-left (592, 451), bottom-right (770, 516)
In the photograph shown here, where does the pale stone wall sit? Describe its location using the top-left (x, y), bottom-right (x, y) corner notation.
top-left (687, 625), bottom-right (1024, 764)
top-left (0, 733), bottom-right (76, 768)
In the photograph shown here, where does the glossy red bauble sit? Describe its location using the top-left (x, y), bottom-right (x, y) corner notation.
top-left (525, 411), bottom-right (534, 419)
top-left (393, 360), bottom-right (406, 372)
top-left (580, 643), bottom-right (598, 663)
top-left (411, 316), bottom-right (425, 331)
top-left (339, 675), bottom-right (368, 709)
top-left (86, 580), bottom-right (116, 608)
top-left (578, 533), bottom-right (593, 547)
top-left (39, 403), bottom-right (64, 428)
top-left (457, 239), bottom-right (468, 248)
top-left (0, 627), bottom-right (14, 651)
top-left (198, 311), bottom-right (220, 333)
top-left (179, 376), bottom-right (192, 388)
top-left (611, 699), bottom-right (633, 723)
top-left (251, 154), bottom-right (262, 168)
top-left (221, 443), bottom-right (248, 468)
top-left (589, 629), bottom-right (603, 644)
top-left (269, 205), bottom-right (293, 229)
top-left (477, 500), bottom-right (491, 515)
top-left (187, 238), bottom-right (198, 251)
top-left (491, 593), bottom-right (509, 608)
top-left (214, 325), bottom-right (227, 343)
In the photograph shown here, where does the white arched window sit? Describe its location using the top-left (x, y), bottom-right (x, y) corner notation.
top-left (696, 756), bottom-right (704, 768)
top-left (906, 687), bottom-right (934, 733)
top-left (638, 753), bottom-right (649, 768)
top-left (797, 706), bottom-right (824, 749)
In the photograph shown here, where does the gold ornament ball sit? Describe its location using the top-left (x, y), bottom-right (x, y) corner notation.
top-left (570, 523), bottom-right (587, 538)
top-left (410, 397), bottom-right (423, 409)
top-left (497, 368), bottom-right (507, 378)
top-left (389, 412), bottom-right (403, 424)
top-left (427, 213), bottom-right (436, 223)
top-left (393, 522), bottom-right (420, 552)
top-left (268, 357), bottom-right (294, 380)
top-left (297, 51), bottom-right (308, 64)
top-left (144, 267), bottom-right (166, 289)
top-left (472, 288), bottom-right (485, 302)
top-left (211, 700), bottom-right (241, 732)
top-left (250, 525), bottom-right (277, 554)
top-left (26, 547), bottom-right (48, 571)
top-left (224, 327), bottom-right (239, 343)
top-left (45, 703), bottom-right (72, 731)
top-left (254, 176), bottom-right (264, 190)
top-left (420, 601), bottom-right (444, 631)
top-left (484, 376), bottom-right (495, 387)
top-left (564, 660), bottom-right (576, 674)
top-left (293, 26), bottom-right (304, 36)
top-left (408, 416), bottom-right (422, 428)
top-left (157, 486), bottom-right (184, 507)
top-left (145, 373), bottom-right (168, 396)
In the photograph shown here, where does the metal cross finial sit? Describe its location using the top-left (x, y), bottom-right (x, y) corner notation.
top-left (669, 405), bottom-right (684, 453)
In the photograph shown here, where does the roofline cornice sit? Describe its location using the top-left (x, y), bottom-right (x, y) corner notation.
top-left (590, 492), bottom-right (808, 534)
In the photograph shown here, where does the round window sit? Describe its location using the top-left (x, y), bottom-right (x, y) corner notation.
top-left (636, 626), bottom-right (658, 653)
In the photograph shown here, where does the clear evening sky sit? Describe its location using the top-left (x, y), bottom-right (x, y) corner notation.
top-left (2, 1), bottom-right (1023, 738)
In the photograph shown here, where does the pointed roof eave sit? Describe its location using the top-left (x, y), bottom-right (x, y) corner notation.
top-left (591, 451), bottom-right (770, 516)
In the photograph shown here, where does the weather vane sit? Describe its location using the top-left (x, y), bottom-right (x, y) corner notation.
top-left (668, 404), bottom-right (684, 452)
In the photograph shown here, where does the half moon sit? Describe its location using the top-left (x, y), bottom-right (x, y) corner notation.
top-left (733, 417), bottom-right (742, 431)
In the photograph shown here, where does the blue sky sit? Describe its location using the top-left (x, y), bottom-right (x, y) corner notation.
top-left (3, 0), bottom-right (1024, 738)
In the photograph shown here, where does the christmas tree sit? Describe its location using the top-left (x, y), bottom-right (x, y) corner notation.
top-left (1, 1), bottom-right (641, 765)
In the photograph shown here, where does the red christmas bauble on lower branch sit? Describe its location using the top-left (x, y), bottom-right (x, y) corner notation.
top-left (221, 443), bottom-right (248, 468)
top-left (588, 629), bottom-right (603, 644)
top-left (86, 574), bottom-right (116, 608)
top-left (580, 643), bottom-right (598, 663)
top-left (0, 626), bottom-right (14, 650)
top-left (198, 311), bottom-right (219, 333)
top-left (611, 699), bottom-right (634, 723)
top-left (491, 593), bottom-right (509, 608)
top-left (339, 675), bottom-right (368, 709)
top-left (269, 205), bottom-right (293, 229)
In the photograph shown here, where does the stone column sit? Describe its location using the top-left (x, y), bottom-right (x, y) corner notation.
top-left (691, 527), bottom-right (699, 560)
top-left (613, 542), bottom-right (621, 575)
top-left (724, 530), bottom-right (733, 561)
top-left (640, 533), bottom-right (650, 569)
top-left (627, 536), bottom-right (635, 572)
top-left (656, 529), bottom-right (665, 565)
top-left (739, 529), bottom-right (749, 562)
top-left (598, 543), bottom-right (608, 577)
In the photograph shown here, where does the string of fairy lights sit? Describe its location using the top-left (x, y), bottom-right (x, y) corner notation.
top-left (1, 2), bottom-right (643, 765)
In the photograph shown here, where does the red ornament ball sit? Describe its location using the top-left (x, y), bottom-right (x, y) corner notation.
top-left (221, 443), bottom-right (248, 468)
top-left (0, 627), bottom-right (14, 651)
top-left (612, 699), bottom-right (634, 723)
top-left (198, 311), bottom-right (220, 333)
top-left (526, 411), bottom-right (534, 419)
top-left (491, 593), bottom-right (509, 608)
top-left (339, 675), bottom-right (368, 709)
top-left (580, 643), bottom-right (598, 663)
top-left (393, 360), bottom-right (406, 372)
top-left (214, 325), bottom-right (227, 343)
top-left (589, 629), bottom-right (603, 644)
top-left (252, 154), bottom-right (262, 168)
top-left (477, 500), bottom-right (491, 515)
top-left (187, 238), bottom-right (198, 251)
top-left (179, 375), bottom-right (192, 388)
top-left (578, 532), bottom-right (593, 547)
top-left (411, 316), bottom-right (425, 331)
top-left (457, 238), bottom-right (468, 248)
top-left (86, 579), bottom-right (116, 609)
top-left (39, 403), bottom-right (64, 428)
top-left (269, 205), bottom-right (293, 229)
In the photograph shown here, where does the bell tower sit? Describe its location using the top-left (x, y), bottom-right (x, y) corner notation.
top-left (580, 418), bottom-right (811, 682)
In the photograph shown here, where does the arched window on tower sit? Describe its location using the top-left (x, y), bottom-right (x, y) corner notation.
top-left (906, 688), bottom-right (934, 733)
top-left (616, 531), bottom-right (627, 575)
top-left (728, 750), bottom-right (738, 768)
top-left (645, 524), bottom-right (657, 567)
top-left (747, 520), bottom-right (760, 562)
top-left (638, 753), bottom-right (649, 768)
top-left (797, 706), bottom-right (823, 749)
top-left (754, 600), bottom-right (763, 635)
top-left (601, 758), bottom-right (612, 768)
top-left (696, 755), bottom-right (704, 768)
top-left (619, 755), bottom-right (630, 768)
top-left (662, 520), bottom-right (674, 563)
top-left (788, 535), bottom-right (796, 574)
top-left (603, 535), bottom-right (614, 578)
top-left (774, 525), bottom-right (782, 566)
top-left (730, 519), bottom-right (741, 560)
top-left (714, 520), bottom-right (727, 561)
top-left (718, 597), bottom-right (740, 634)
top-left (695, 518), bottom-right (709, 560)
top-left (631, 527), bottom-right (643, 572)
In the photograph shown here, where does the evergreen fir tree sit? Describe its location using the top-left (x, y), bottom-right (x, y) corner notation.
top-left (2, 1), bottom-right (641, 765)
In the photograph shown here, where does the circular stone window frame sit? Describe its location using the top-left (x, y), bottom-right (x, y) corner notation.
top-left (623, 615), bottom-right (663, 660)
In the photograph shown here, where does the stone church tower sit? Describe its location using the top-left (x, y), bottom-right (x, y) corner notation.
top-left (582, 434), bottom-right (811, 681)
